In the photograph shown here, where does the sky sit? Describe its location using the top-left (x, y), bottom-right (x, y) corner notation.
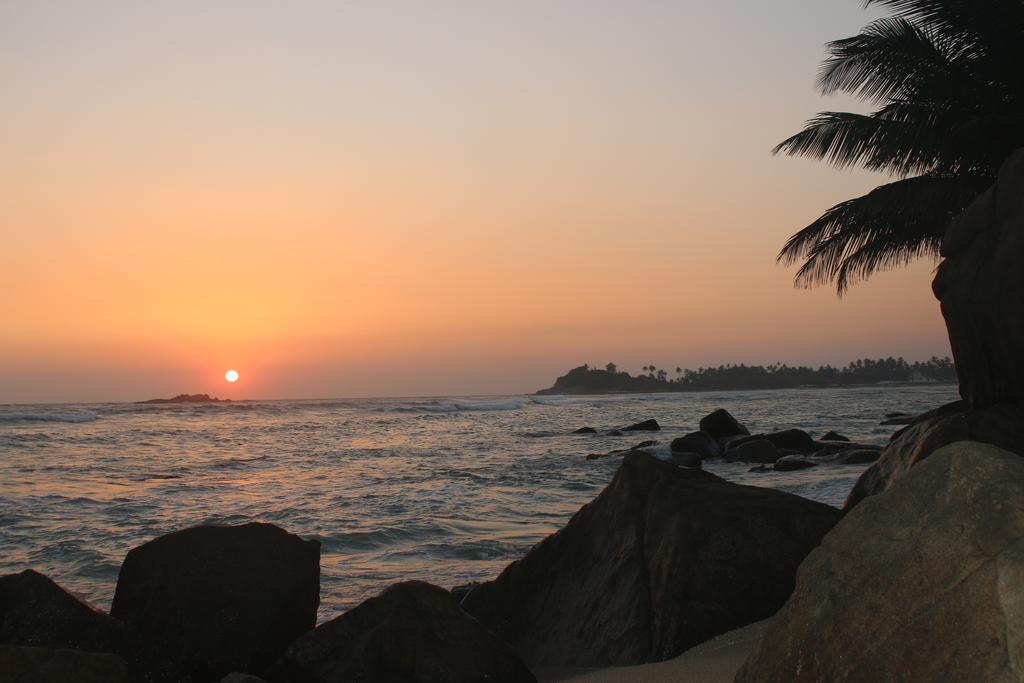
top-left (0, 1), bottom-right (953, 402)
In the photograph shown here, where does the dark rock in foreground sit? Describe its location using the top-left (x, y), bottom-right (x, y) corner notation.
top-left (461, 451), bottom-right (840, 667)
top-left (0, 569), bottom-right (124, 655)
top-left (846, 401), bottom-right (1024, 508)
top-left (0, 645), bottom-right (129, 683)
top-left (621, 419), bottom-right (660, 432)
top-left (269, 581), bottom-right (535, 683)
top-left (738, 442), bottom-right (1024, 682)
top-left (934, 147), bottom-right (1024, 409)
top-left (698, 409), bottom-right (749, 440)
top-left (110, 522), bottom-right (320, 681)
top-left (671, 451), bottom-right (703, 468)
top-left (572, 426), bottom-right (597, 434)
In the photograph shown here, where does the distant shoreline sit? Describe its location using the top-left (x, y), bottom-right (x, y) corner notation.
top-left (535, 380), bottom-right (958, 396)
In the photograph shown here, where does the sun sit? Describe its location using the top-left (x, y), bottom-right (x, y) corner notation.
top-left (225, 369), bottom-right (239, 383)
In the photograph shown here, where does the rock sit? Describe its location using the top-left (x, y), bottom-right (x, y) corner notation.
top-left (737, 442), bottom-right (1024, 682)
top-left (621, 419), bottom-right (660, 432)
top-left (772, 456), bottom-right (816, 472)
top-left (585, 440), bottom-right (658, 461)
top-left (748, 465), bottom-right (772, 473)
top-left (884, 411), bottom-right (909, 419)
top-left (672, 451), bottom-right (702, 468)
top-left (764, 429), bottom-right (816, 452)
top-left (461, 451), bottom-right (840, 667)
top-left (933, 148), bottom-right (1024, 409)
top-left (829, 448), bottom-right (882, 465)
top-left (698, 409), bottom-right (750, 440)
top-left (449, 582), bottom-right (479, 605)
top-left (727, 429), bottom-right (817, 454)
top-left (606, 429), bottom-right (625, 436)
top-left (811, 440), bottom-right (879, 456)
top-left (846, 402), bottom-right (1024, 508)
top-left (572, 426), bottom-right (597, 434)
top-left (723, 439), bottom-right (780, 464)
top-left (880, 415), bottom-right (915, 425)
top-left (819, 430), bottom-right (849, 442)
top-left (717, 434), bottom-right (749, 451)
top-left (110, 522), bottom-right (320, 681)
top-left (0, 645), bottom-right (129, 683)
top-left (219, 673), bottom-right (268, 683)
top-left (669, 431), bottom-right (720, 459)
top-left (0, 569), bottom-right (123, 654)
top-left (268, 581), bottom-right (535, 683)
top-left (138, 393), bottom-right (229, 404)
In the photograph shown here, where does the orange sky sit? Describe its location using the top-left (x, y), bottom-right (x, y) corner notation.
top-left (0, 1), bottom-right (950, 402)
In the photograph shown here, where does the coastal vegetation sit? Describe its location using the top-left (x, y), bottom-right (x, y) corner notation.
top-left (775, 0), bottom-right (1024, 293)
top-left (539, 356), bottom-right (956, 394)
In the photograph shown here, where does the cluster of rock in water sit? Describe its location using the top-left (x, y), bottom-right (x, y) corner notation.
top-left (4, 150), bottom-right (1024, 682)
top-left (579, 409), bottom-right (885, 475)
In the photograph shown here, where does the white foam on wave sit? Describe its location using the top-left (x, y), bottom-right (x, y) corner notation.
top-left (0, 412), bottom-right (98, 424)
top-left (421, 400), bottom-right (527, 413)
top-left (634, 441), bottom-right (675, 462)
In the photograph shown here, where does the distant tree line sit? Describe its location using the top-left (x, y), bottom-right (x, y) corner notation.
top-left (539, 357), bottom-right (957, 394)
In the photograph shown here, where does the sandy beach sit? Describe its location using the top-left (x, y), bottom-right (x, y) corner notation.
top-left (538, 619), bottom-right (768, 683)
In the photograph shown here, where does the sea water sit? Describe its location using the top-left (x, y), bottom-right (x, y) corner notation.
top-left (0, 384), bottom-right (957, 620)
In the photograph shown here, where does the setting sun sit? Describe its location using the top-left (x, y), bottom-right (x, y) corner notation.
top-left (225, 369), bottom-right (239, 383)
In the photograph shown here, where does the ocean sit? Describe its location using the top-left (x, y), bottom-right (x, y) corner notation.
top-left (0, 384), bottom-right (957, 621)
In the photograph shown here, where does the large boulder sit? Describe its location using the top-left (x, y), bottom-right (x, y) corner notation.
top-left (669, 431), bottom-right (720, 459)
top-left (110, 523), bottom-right (320, 681)
top-left (737, 442), bottom-right (1024, 682)
top-left (460, 452), bottom-right (840, 667)
top-left (0, 645), bottom-right (129, 683)
top-left (846, 402), bottom-right (1024, 508)
top-left (728, 429), bottom-right (817, 454)
top-left (722, 439), bottom-right (780, 464)
top-left (268, 581), bottom-right (534, 683)
top-left (933, 148), bottom-right (1024, 409)
top-left (698, 409), bottom-right (749, 440)
top-left (0, 570), bottom-right (123, 654)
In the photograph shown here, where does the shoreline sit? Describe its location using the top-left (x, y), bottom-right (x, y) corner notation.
top-left (535, 380), bottom-right (958, 396)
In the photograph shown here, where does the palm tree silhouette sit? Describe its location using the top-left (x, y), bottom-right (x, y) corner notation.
top-left (775, 0), bottom-right (1024, 294)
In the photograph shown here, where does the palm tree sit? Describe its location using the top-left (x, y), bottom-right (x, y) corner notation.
top-left (775, 0), bottom-right (1024, 294)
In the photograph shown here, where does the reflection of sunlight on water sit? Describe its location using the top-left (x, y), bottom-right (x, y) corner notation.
top-left (0, 384), bottom-right (958, 620)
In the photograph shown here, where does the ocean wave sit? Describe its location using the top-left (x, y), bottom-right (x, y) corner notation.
top-left (408, 399), bottom-right (528, 413)
top-left (0, 412), bottom-right (98, 424)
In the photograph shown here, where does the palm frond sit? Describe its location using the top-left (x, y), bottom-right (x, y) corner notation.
top-left (778, 174), bottom-right (992, 294)
top-left (819, 17), bottom-right (962, 103)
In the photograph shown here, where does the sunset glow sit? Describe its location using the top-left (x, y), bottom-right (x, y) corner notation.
top-left (225, 370), bottom-right (239, 383)
top-left (0, 2), bottom-right (951, 402)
